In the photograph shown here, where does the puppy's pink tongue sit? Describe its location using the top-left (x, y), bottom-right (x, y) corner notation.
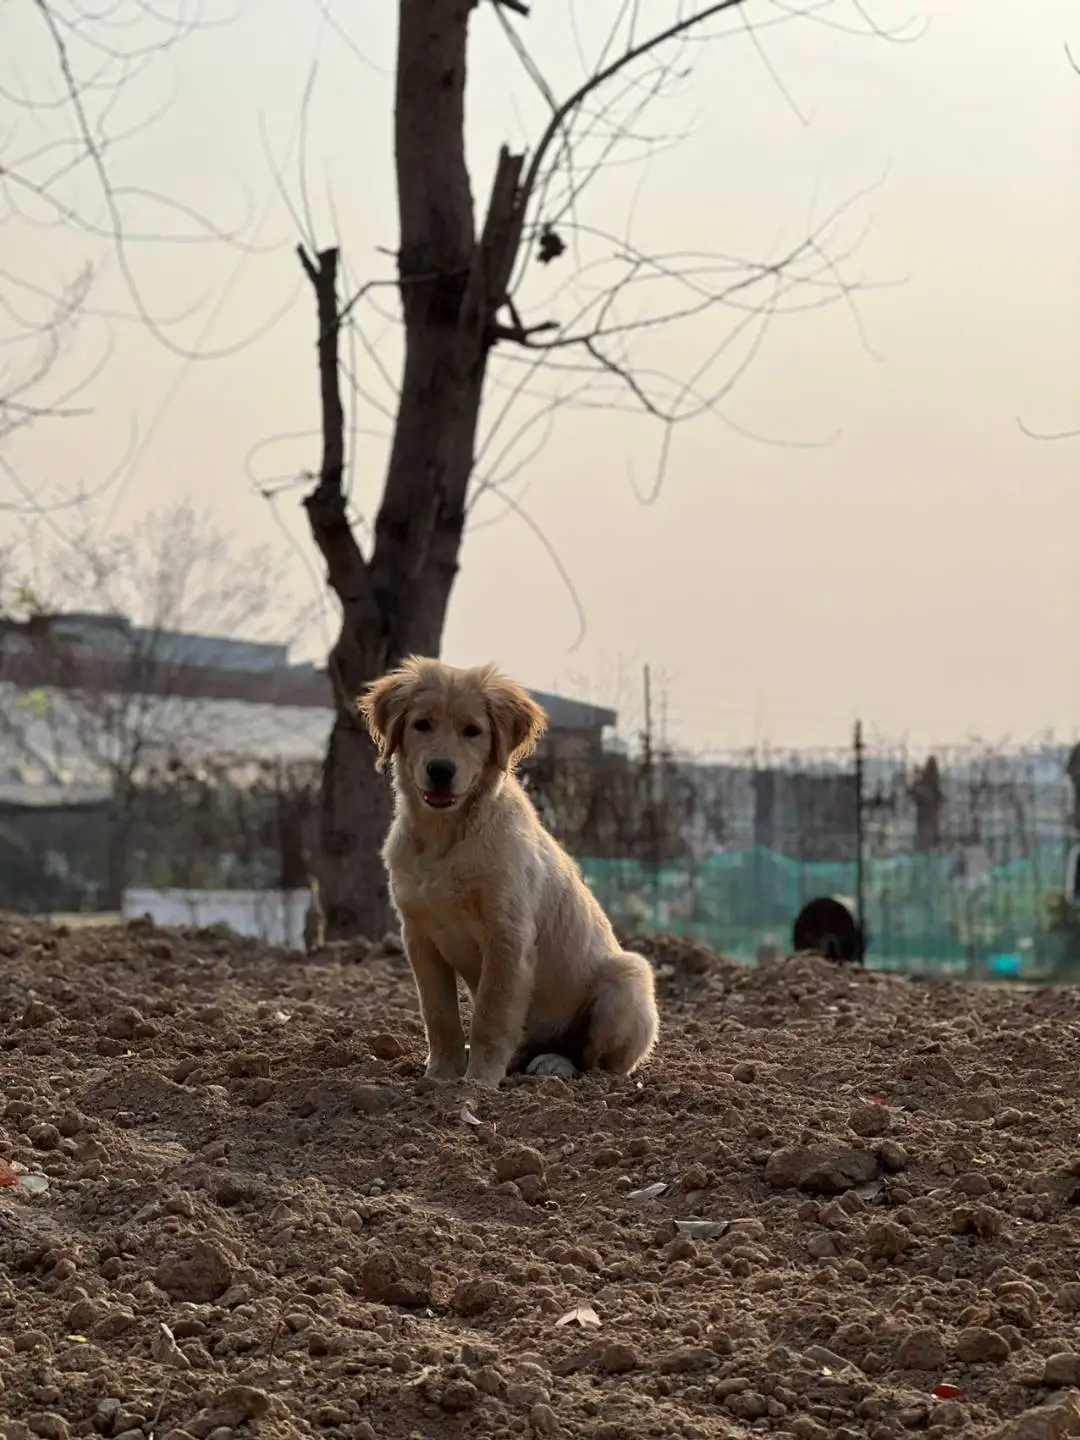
top-left (423, 791), bottom-right (455, 809)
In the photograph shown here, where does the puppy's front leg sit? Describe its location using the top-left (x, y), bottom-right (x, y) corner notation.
top-left (402, 923), bottom-right (466, 1081)
top-left (465, 939), bottom-right (533, 1089)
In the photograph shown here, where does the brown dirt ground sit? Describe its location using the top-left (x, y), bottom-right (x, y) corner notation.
top-left (2, 917), bottom-right (1080, 1440)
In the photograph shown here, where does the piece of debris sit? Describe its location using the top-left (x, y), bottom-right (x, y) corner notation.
top-left (627, 1181), bottom-right (667, 1203)
top-left (674, 1219), bottom-right (729, 1240)
top-left (0, 1159), bottom-right (49, 1195)
top-left (555, 1305), bottom-right (601, 1329)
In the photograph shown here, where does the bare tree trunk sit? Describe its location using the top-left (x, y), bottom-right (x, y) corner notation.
top-left (105, 794), bottom-right (132, 912)
top-left (300, 0), bottom-right (522, 939)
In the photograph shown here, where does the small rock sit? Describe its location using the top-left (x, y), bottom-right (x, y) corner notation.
top-left (598, 1342), bottom-right (640, 1374)
top-left (227, 1053), bottom-right (270, 1078)
top-left (1042, 1353), bottom-right (1080, 1388)
top-left (351, 1083), bottom-right (396, 1114)
top-left (28, 1123), bottom-right (61, 1151)
top-left (155, 1240), bottom-right (233, 1303)
top-left (956, 1327), bottom-right (1010, 1364)
top-left (212, 1386), bottom-right (270, 1420)
top-left (474, 1366), bottom-right (507, 1398)
top-left (93, 1400), bottom-right (122, 1435)
top-left (984, 1394), bottom-right (1080, 1439)
top-left (494, 1145), bottom-right (545, 1184)
top-left (21, 1000), bottom-right (60, 1028)
top-left (517, 1173), bottom-right (547, 1205)
top-left (727, 1217), bottom-right (766, 1239)
top-left (879, 1139), bottom-right (909, 1172)
top-left (732, 1061), bottom-right (756, 1082)
top-left (70, 1301), bottom-right (108, 1330)
top-left (898, 1327), bottom-right (946, 1370)
top-left (452, 1278), bottom-right (504, 1317)
top-left (807, 1233), bottom-right (838, 1259)
top-left (530, 1403), bottom-right (559, 1435)
top-left (849, 1103), bottom-right (889, 1137)
top-left (714, 1376), bottom-right (752, 1397)
top-left (103, 1006), bottom-right (145, 1040)
top-left (657, 1346), bottom-right (715, 1374)
top-left (14, 1330), bottom-right (50, 1353)
top-left (436, 1379), bottom-right (478, 1412)
top-left (112, 1412), bottom-right (146, 1434)
top-left (679, 1164), bottom-right (708, 1191)
top-left (27, 1417), bottom-right (69, 1440)
top-left (804, 1344), bottom-right (858, 1373)
top-left (866, 1219), bottom-right (910, 1261)
top-left (931, 1402), bottom-right (968, 1430)
top-left (951, 1204), bottom-right (1004, 1238)
top-left (955, 1172), bottom-right (993, 1197)
top-left (313, 1406), bottom-right (349, 1427)
top-left (726, 1391), bottom-right (768, 1420)
top-left (90, 1308), bottom-right (138, 1341)
top-left (764, 1143), bottom-right (881, 1194)
top-left (370, 1033), bottom-right (406, 1060)
top-left (898, 1053), bottom-right (961, 1086)
top-left (358, 1250), bottom-right (432, 1307)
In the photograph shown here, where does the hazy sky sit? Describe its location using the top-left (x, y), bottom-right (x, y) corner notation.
top-left (3, 0), bottom-right (1079, 752)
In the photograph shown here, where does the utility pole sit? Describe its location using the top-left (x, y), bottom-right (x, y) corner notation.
top-left (642, 665), bottom-right (660, 926)
top-left (854, 718), bottom-right (865, 946)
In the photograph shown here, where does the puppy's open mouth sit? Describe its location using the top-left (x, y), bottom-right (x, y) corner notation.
top-left (422, 790), bottom-right (457, 810)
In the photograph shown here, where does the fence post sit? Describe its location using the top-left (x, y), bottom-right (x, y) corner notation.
top-left (642, 664), bottom-right (660, 926)
top-left (854, 719), bottom-right (865, 939)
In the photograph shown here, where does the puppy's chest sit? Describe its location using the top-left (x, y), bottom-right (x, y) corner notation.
top-left (392, 854), bottom-right (481, 920)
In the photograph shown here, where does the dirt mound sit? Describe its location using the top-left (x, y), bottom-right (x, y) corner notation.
top-left (2, 917), bottom-right (1080, 1440)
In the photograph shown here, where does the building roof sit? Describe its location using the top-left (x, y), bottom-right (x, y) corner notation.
top-left (0, 670), bottom-right (617, 805)
top-left (531, 689), bottom-right (617, 732)
top-left (1, 616), bottom-right (617, 734)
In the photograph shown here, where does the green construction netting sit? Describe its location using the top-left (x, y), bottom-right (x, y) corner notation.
top-left (580, 842), bottom-right (1071, 975)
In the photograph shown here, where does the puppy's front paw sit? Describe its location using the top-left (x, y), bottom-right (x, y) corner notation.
top-left (525, 1052), bottom-right (578, 1080)
top-left (425, 1052), bottom-right (467, 1082)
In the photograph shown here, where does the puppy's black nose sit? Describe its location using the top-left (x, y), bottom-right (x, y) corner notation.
top-left (426, 759), bottom-right (456, 790)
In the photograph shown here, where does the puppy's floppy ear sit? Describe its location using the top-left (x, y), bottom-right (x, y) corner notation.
top-left (484, 672), bottom-right (547, 771)
top-left (357, 664), bottom-right (415, 773)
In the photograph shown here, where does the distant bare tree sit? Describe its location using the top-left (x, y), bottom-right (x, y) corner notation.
top-left (0, 501), bottom-right (297, 904)
top-left (293, 0), bottom-right (911, 938)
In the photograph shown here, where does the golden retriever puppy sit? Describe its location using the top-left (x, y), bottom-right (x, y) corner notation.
top-left (358, 657), bottom-right (659, 1090)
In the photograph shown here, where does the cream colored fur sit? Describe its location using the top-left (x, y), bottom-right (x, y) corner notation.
top-left (358, 657), bottom-right (660, 1090)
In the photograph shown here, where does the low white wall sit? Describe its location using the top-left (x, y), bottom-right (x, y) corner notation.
top-left (122, 887), bottom-right (309, 949)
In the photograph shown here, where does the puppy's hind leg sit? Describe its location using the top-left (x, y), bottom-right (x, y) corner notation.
top-left (583, 951), bottom-right (659, 1075)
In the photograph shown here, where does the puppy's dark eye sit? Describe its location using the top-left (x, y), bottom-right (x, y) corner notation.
top-left (462, 723), bottom-right (482, 739)
top-left (413, 718), bottom-right (432, 733)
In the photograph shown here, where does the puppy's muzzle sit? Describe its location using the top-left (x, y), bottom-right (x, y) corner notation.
top-left (423, 758), bottom-right (457, 810)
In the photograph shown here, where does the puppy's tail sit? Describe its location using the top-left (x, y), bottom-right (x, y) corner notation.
top-left (584, 950), bottom-right (659, 1075)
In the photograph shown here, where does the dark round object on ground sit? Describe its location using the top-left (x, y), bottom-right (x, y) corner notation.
top-left (793, 896), bottom-right (866, 964)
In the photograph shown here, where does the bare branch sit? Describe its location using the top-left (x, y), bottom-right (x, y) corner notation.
top-left (296, 245), bottom-right (383, 645)
top-left (519, 1), bottom-right (751, 215)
